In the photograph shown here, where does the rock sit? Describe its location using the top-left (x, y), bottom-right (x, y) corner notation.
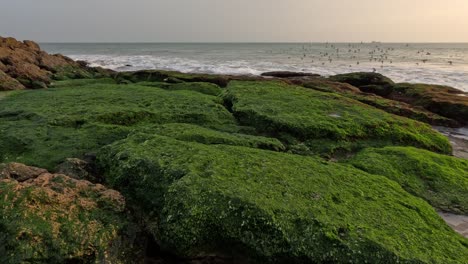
top-left (329, 72), bottom-right (395, 96)
top-left (98, 134), bottom-right (468, 263)
top-left (224, 80), bottom-right (452, 156)
top-left (261, 71), bottom-right (320, 78)
top-left (391, 83), bottom-right (468, 125)
top-left (55, 157), bottom-right (100, 182)
top-left (23, 40), bottom-right (40, 51)
top-left (0, 70), bottom-right (25, 90)
top-left (0, 36), bottom-right (105, 89)
top-left (164, 76), bottom-right (184, 84)
top-left (0, 162), bottom-right (48, 181)
top-left (0, 163), bottom-right (133, 263)
top-left (346, 146), bottom-right (468, 214)
top-left (304, 76), bottom-right (460, 127)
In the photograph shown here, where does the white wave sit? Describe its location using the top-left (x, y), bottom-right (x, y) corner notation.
top-left (69, 54), bottom-right (468, 92)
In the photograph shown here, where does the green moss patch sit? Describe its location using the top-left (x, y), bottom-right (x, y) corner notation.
top-left (0, 84), bottom-right (235, 169)
top-left (224, 80), bottom-right (451, 156)
top-left (346, 146), bottom-right (468, 214)
top-left (98, 134), bottom-right (468, 263)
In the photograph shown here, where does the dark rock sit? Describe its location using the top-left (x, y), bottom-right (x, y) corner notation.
top-left (390, 83), bottom-right (468, 124)
top-left (55, 157), bottom-right (100, 182)
top-left (0, 162), bottom-right (48, 181)
top-left (329, 72), bottom-right (395, 96)
top-left (164, 77), bottom-right (184, 84)
top-left (261, 71), bottom-right (320, 78)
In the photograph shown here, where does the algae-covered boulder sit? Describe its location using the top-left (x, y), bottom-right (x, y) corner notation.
top-left (0, 163), bottom-right (133, 263)
top-left (0, 82), bottom-right (236, 169)
top-left (346, 146), bottom-right (468, 214)
top-left (302, 78), bottom-right (459, 127)
top-left (115, 70), bottom-right (232, 87)
top-left (224, 80), bottom-right (451, 156)
top-left (391, 83), bottom-right (468, 125)
top-left (329, 72), bottom-right (395, 96)
top-left (98, 134), bottom-right (468, 264)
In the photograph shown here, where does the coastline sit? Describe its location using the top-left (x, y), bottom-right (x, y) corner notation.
top-left (1, 36), bottom-right (468, 263)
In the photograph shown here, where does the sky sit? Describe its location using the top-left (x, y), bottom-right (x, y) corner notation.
top-left (1, 0), bottom-right (468, 42)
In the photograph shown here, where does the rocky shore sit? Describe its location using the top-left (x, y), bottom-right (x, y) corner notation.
top-left (0, 36), bottom-right (467, 263)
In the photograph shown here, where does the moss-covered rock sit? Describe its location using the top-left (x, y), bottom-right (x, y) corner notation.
top-left (0, 83), bottom-right (235, 169)
top-left (0, 163), bottom-right (134, 263)
top-left (224, 80), bottom-right (452, 156)
top-left (346, 146), bottom-right (468, 214)
top-left (391, 83), bottom-right (468, 125)
top-left (115, 70), bottom-right (232, 87)
top-left (98, 134), bottom-right (468, 264)
top-left (329, 72), bottom-right (395, 96)
top-left (302, 78), bottom-right (459, 126)
top-left (147, 123), bottom-right (285, 151)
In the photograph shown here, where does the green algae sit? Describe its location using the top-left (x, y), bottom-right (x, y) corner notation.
top-left (147, 123), bottom-right (285, 151)
top-left (224, 80), bottom-right (452, 156)
top-left (0, 176), bottom-right (130, 263)
top-left (346, 146), bottom-right (468, 214)
top-left (0, 83), bottom-right (236, 169)
top-left (98, 134), bottom-right (468, 264)
top-left (50, 77), bottom-right (117, 88)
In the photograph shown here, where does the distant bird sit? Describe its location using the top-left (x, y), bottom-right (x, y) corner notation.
top-left (448, 61), bottom-right (453, 65)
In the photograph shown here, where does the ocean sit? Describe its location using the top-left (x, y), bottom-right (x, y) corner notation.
top-left (41, 43), bottom-right (468, 92)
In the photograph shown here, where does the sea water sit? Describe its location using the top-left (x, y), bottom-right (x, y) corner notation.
top-left (41, 43), bottom-right (468, 92)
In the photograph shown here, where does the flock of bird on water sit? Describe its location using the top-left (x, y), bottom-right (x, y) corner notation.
top-left (266, 42), bottom-right (456, 73)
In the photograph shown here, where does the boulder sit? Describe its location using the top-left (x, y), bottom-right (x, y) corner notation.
top-left (223, 80), bottom-right (452, 156)
top-left (0, 36), bottom-right (106, 89)
top-left (301, 78), bottom-right (460, 127)
top-left (0, 70), bottom-right (25, 90)
top-left (98, 134), bottom-right (468, 263)
top-left (329, 72), bottom-right (395, 96)
top-left (0, 163), bottom-right (133, 263)
top-left (391, 83), bottom-right (468, 125)
top-left (346, 146), bottom-right (468, 214)
top-left (55, 157), bottom-right (100, 183)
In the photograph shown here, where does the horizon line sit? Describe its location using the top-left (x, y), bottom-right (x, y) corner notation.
top-left (39, 41), bottom-right (468, 44)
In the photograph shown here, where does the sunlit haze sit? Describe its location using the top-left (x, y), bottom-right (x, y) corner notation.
top-left (1, 0), bottom-right (468, 42)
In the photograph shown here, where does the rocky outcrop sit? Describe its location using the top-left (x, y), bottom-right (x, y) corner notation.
top-left (325, 72), bottom-right (468, 126)
top-left (328, 72), bottom-right (395, 96)
top-left (0, 162), bottom-right (134, 263)
top-left (0, 36), bottom-right (111, 90)
top-left (391, 83), bottom-right (468, 125)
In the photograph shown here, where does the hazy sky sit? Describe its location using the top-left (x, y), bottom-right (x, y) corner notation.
top-left (1, 0), bottom-right (468, 42)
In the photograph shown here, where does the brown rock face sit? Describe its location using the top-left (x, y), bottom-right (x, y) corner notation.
top-left (0, 70), bottom-right (25, 90)
top-left (0, 162), bottom-right (48, 181)
top-left (0, 36), bottom-right (104, 90)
